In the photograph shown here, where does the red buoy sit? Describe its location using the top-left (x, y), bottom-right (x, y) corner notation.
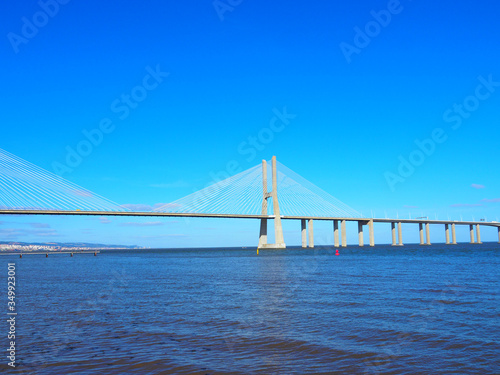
top-left (335, 249), bottom-right (339, 256)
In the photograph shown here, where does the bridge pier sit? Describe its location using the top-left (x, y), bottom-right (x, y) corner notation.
top-left (368, 220), bottom-right (374, 246)
top-left (469, 224), bottom-right (475, 244)
top-left (425, 223), bottom-right (431, 245)
top-left (308, 219), bottom-right (314, 248)
top-left (301, 219), bottom-right (307, 248)
top-left (445, 224), bottom-right (450, 244)
top-left (419, 223), bottom-right (424, 245)
top-left (452, 223), bottom-right (457, 244)
top-left (271, 157), bottom-right (285, 248)
top-left (333, 220), bottom-right (339, 247)
top-left (498, 227), bottom-right (500, 243)
top-left (299, 219), bottom-right (314, 248)
top-left (341, 220), bottom-right (347, 247)
top-left (398, 222), bottom-right (403, 246)
top-left (476, 224), bottom-right (482, 244)
top-left (391, 222), bottom-right (396, 246)
top-left (358, 221), bottom-right (364, 247)
top-left (258, 219), bottom-right (268, 248)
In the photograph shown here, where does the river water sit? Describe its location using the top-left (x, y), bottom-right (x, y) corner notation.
top-left (1, 243), bottom-right (499, 374)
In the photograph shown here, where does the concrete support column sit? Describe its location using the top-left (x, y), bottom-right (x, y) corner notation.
top-left (476, 224), bottom-right (482, 244)
top-left (425, 223), bottom-right (431, 245)
top-left (469, 224), bottom-right (475, 244)
top-left (498, 227), bottom-right (500, 243)
top-left (341, 220), bottom-right (347, 247)
top-left (257, 159), bottom-right (268, 249)
top-left (419, 223), bottom-right (424, 245)
top-left (445, 224), bottom-right (450, 245)
top-left (358, 221), bottom-right (364, 247)
top-left (271, 156), bottom-right (285, 247)
top-left (368, 220), bottom-right (375, 247)
top-left (452, 223), bottom-right (457, 244)
top-left (301, 219), bottom-right (307, 248)
top-left (391, 222), bottom-right (397, 246)
top-left (333, 220), bottom-right (339, 247)
top-left (308, 219), bottom-right (314, 248)
top-left (398, 222), bottom-right (403, 246)
top-left (257, 157), bottom-right (285, 249)
top-left (258, 219), bottom-right (268, 248)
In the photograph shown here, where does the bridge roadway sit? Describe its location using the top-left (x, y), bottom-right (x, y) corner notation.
top-left (1, 210), bottom-right (499, 247)
top-left (0, 209), bottom-right (498, 226)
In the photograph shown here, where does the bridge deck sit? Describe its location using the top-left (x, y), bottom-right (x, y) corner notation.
top-left (0, 210), bottom-right (498, 227)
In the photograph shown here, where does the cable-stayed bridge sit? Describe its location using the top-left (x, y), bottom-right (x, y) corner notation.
top-left (0, 148), bottom-right (498, 248)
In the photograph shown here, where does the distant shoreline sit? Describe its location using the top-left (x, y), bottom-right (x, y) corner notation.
top-left (0, 242), bottom-right (498, 254)
top-left (0, 241), bottom-right (146, 252)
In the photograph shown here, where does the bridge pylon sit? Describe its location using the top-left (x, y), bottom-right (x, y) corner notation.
top-left (257, 156), bottom-right (286, 249)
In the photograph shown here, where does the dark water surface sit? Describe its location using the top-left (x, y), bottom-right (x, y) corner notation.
top-left (1, 243), bottom-right (499, 374)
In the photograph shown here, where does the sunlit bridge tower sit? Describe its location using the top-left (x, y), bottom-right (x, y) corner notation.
top-left (258, 156), bottom-right (286, 249)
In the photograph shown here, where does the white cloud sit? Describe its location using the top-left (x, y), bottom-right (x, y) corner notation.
top-left (121, 204), bottom-right (154, 211)
top-left (30, 223), bottom-right (51, 228)
top-left (121, 203), bottom-right (182, 212)
top-left (120, 221), bottom-right (164, 227)
top-left (450, 203), bottom-right (483, 207)
top-left (481, 198), bottom-right (500, 203)
top-left (149, 180), bottom-right (190, 188)
top-left (471, 184), bottom-right (485, 189)
top-left (133, 234), bottom-right (187, 239)
top-left (0, 228), bottom-right (59, 238)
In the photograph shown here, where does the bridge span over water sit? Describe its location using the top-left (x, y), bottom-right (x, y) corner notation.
top-left (1, 208), bottom-right (498, 248)
top-left (0, 148), bottom-right (498, 248)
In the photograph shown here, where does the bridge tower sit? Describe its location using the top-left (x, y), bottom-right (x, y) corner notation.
top-left (257, 156), bottom-right (286, 249)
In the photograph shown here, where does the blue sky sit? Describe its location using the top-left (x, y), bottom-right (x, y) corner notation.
top-left (1, 0), bottom-right (500, 247)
